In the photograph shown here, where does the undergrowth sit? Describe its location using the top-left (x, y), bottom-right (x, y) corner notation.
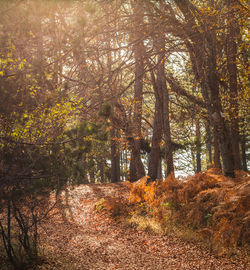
top-left (97, 170), bottom-right (250, 258)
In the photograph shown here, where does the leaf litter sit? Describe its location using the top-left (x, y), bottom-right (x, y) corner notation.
top-left (37, 183), bottom-right (249, 270)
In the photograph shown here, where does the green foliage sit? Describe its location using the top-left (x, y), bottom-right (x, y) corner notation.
top-left (98, 103), bottom-right (113, 118)
top-left (62, 120), bottom-right (110, 185)
top-left (0, 0), bottom-right (249, 266)
top-left (204, 213), bottom-right (213, 226)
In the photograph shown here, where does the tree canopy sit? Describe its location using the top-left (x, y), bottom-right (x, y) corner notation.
top-left (0, 0), bottom-right (249, 267)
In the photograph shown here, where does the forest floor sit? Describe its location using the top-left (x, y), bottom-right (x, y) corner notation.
top-left (36, 182), bottom-right (249, 270)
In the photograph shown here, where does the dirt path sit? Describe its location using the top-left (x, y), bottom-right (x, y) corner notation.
top-left (38, 183), bottom-right (248, 270)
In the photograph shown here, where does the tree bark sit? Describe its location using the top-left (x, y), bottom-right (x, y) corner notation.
top-left (174, 0), bottom-right (235, 177)
top-left (110, 127), bottom-right (120, 183)
top-left (241, 133), bottom-right (248, 172)
top-left (213, 128), bottom-right (222, 169)
top-left (195, 119), bottom-right (201, 172)
top-left (98, 159), bottom-right (105, 183)
top-left (129, 0), bottom-right (145, 181)
top-left (207, 42), bottom-right (234, 177)
top-left (148, 103), bottom-right (163, 179)
top-left (157, 157), bottom-right (163, 179)
top-left (129, 137), bottom-right (145, 181)
top-left (205, 123), bottom-right (212, 168)
top-left (148, 21), bottom-right (174, 179)
top-left (163, 87), bottom-right (174, 176)
top-left (148, 34), bottom-right (164, 180)
top-left (227, 1), bottom-right (241, 170)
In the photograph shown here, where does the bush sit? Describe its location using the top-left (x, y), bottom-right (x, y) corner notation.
top-left (128, 170), bottom-right (250, 256)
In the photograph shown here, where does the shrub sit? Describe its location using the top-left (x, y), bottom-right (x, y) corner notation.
top-left (128, 170), bottom-right (250, 256)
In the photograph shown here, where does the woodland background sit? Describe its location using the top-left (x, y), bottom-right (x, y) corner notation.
top-left (0, 0), bottom-right (249, 269)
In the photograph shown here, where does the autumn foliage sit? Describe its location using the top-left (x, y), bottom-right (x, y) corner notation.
top-left (127, 170), bottom-right (250, 256)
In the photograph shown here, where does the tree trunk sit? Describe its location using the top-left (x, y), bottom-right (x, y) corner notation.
top-left (157, 157), bottom-right (163, 179)
top-left (227, 1), bottom-right (241, 170)
top-left (98, 159), bottom-right (105, 183)
top-left (213, 128), bottom-right (222, 169)
top-left (174, 0), bottom-right (235, 177)
top-left (195, 119), bottom-right (201, 172)
top-left (110, 127), bottom-right (120, 183)
top-left (129, 0), bottom-right (145, 181)
top-left (148, 34), bottom-right (164, 180)
top-left (206, 30), bottom-right (235, 177)
top-left (129, 138), bottom-right (145, 181)
top-left (148, 24), bottom-right (174, 179)
top-left (163, 88), bottom-right (174, 176)
top-left (148, 104), bottom-right (163, 179)
top-left (241, 134), bottom-right (248, 172)
top-left (205, 123), bottom-right (212, 168)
